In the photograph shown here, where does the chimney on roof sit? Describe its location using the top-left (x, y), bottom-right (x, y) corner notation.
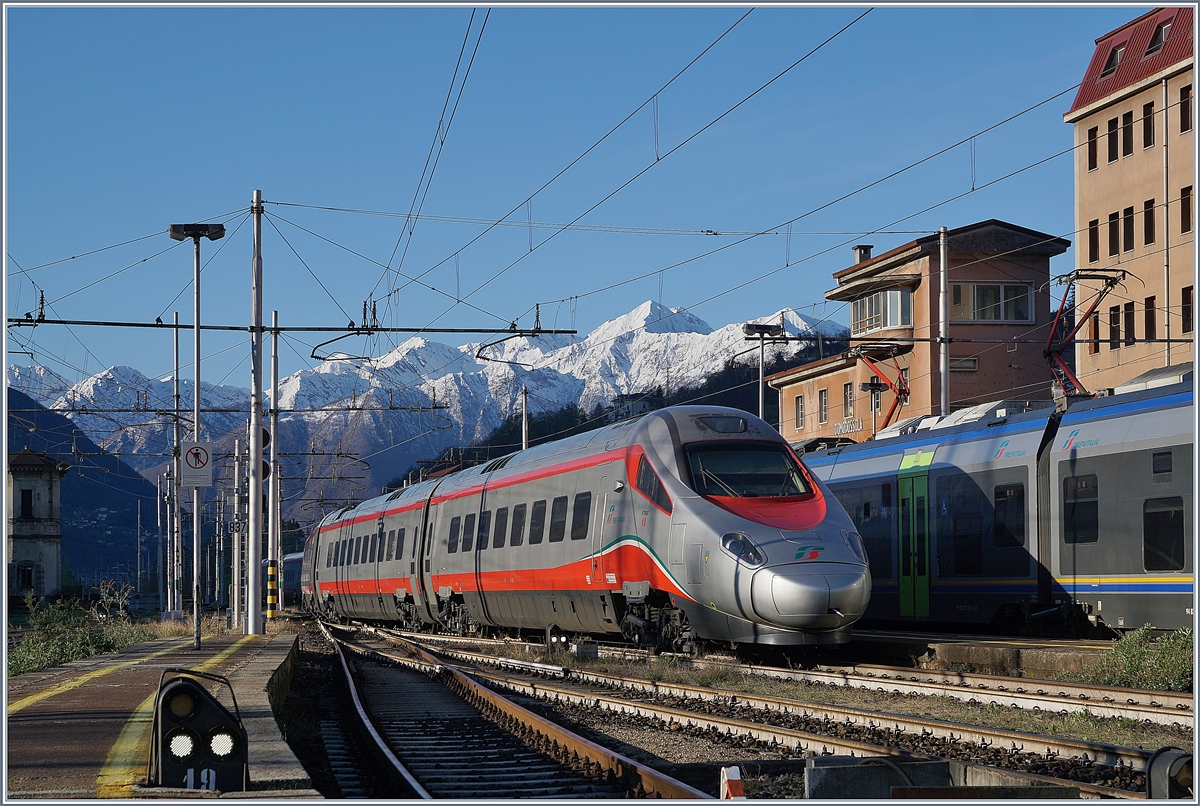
top-left (853, 244), bottom-right (873, 263)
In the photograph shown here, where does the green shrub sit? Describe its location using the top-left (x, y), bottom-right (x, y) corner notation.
top-left (8, 587), bottom-right (154, 678)
top-left (1078, 625), bottom-right (1193, 692)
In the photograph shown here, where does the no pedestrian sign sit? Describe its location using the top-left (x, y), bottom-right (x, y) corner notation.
top-left (181, 441), bottom-right (214, 488)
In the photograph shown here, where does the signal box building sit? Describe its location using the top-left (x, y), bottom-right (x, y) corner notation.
top-left (767, 220), bottom-right (1069, 448)
top-left (7, 449), bottom-right (70, 599)
top-left (1063, 7), bottom-right (1194, 391)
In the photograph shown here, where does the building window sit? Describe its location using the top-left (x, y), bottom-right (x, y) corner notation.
top-left (950, 284), bottom-right (1031, 322)
top-left (1147, 20), bottom-right (1172, 55)
top-left (1183, 286), bottom-right (1193, 334)
top-left (869, 387), bottom-right (881, 413)
top-left (1144, 199), bottom-right (1156, 245)
top-left (899, 369), bottom-right (910, 406)
top-left (1181, 85), bottom-right (1192, 133)
top-left (794, 394), bottom-right (804, 431)
top-left (1089, 312), bottom-right (1101, 354)
top-left (1124, 302), bottom-right (1136, 346)
top-left (1107, 117), bottom-right (1119, 162)
top-left (1108, 211), bottom-right (1120, 256)
top-left (817, 388), bottom-right (828, 424)
top-left (19, 489), bottom-right (33, 519)
top-left (1145, 296), bottom-right (1157, 342)
top-left (1143, 102), bottom-right (1155, 148)
top-left (850, 287), bottom-right (912, 335)
top-left (1122, 111), bottom-right (1134, 156)
top-left (842, 382), bottom-right (854, 419)
top-left (949, 357), bottom-right (979, 371)
top-left (1101, 44), bottom-right (1124, 76)
top-left (1087, 126), bottom-right (1098, 170)
top-left (1088, 219), bottom-right (1100, 262)
top-left (1122, 206), bottom-right (1135, 251)
top-left (18, 565), bottom-right (34, 590)
top-left (1109, 305), bottom-right (1121, 349)
top-left (1181, 186), bottom-right (1192, 233)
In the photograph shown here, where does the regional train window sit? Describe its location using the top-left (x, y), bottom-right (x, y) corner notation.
top-left (1153, 450), bottom-right (1173, 483)
top-left (1063, 475), bottom-right (1099, 543)
top-left (493, 507), bottom-right (509, 549)
top-left (635, 455), bottom-right (673, 514)
top-left (953, 513), bottom-right (983, 575)
top-left (460, 514), bottom-right (476, 552)
top-left (529, 500), bottom-right (547, 545)
top-left (396, 528), bottom-right (405, 560)
top-left (548, 497), bottom-right (569, 542)
top-left (386, 530), bottom-right (396, 561)
top-left (326, 543), bottom-right (334, 568)
top-left (447, 517), bottom-right (461, 554)
top-left (570, 492), bottom-right (592, 540)
top-left (994, 484), bottom-right (1025, 547)
top-left (1144, 497), bottom-right (1186, 571)
top-left (477, 510), bottom-right (492, 551)
top-left (510, 503), bottom-right (527, 547)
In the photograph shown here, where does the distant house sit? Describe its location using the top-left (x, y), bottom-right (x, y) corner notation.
top-left (768, 220), bottom-right (1069, 449)
top-left (608, 392), bottom-right (666, 423)
top-left (7, 449), bottom-right (70, 599)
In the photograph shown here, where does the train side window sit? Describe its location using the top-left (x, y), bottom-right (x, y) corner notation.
top-left (548, 496), bottom-right (569, 542)
top-left (1063, 475), bottom-right (1099, 543)
top-left (477, 510), bottom-right (492, 550)
top-left (326, 543), bottom-right (334, 568)
top-left (635, 455), bottom-right (673, 514)
top-left (1153, 450), bottom-right (1173, 483)
top-left (447, 516), bottom-right (461, 554)
top-left (510, 503), bottom-right (527, 547)
top-left (570, 492), bottom-right (592, 540)
top-left (993, 484), bottom-right (1025, 547)
top-left (369, 535), bottom-right (378, 563)
top-left (1143, 496), bottom-right (1185, 571)
top-left (493, 507), bottom-right (509, 549)
top-left (529, 500), bottom-right (547, 544)
top-left (386, 530), bottom-right (395, 561)
top-left (461, 513), bottom-right (476, 552)
top-left (953, 513), bottom-right (983, 574)
top-left (339, 539), bottom-right (348, 566)
top-left (356, 536), bottom-right (365, 565)
top-left (396, 528), bottom-right (406, 560)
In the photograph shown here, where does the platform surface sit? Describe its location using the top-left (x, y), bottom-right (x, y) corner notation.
top-left (6, 632), bottom-right (319, 799)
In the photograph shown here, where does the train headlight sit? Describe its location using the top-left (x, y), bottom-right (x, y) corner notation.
top-left (721, 533), bottom-right (765, 567)
top-left (841, 531), bottom-right (868, 565)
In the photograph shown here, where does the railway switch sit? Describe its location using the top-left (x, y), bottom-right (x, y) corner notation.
top-left (147, 670), bottom-right (248, 792)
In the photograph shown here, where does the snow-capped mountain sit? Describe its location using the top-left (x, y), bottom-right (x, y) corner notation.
top-left (7, 302), bottom-right (846, 522)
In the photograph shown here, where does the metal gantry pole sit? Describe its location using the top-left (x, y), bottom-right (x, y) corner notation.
top-left (521, 386), bottom-right (529, 450)
top-left (938, 225), bottom-right (949, 417)
top-left (758, 333), bottom-right (766, 420)
top-left (136, 500), bottom-right (142, 596)
top-left (267, 310), bottom-right (280, 621)
top-left (156, 474), bottom-right (164, 613)
top-left (192, 235), bottom-right (203, 650)
top-left (173, 312), bottom-right (183, 614)
top-left (232, 440), bottom-right (242, 630)
top-left (247, 189), bottom-right (265, 635)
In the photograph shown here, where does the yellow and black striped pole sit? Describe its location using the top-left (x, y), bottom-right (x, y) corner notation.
top-left (266, 560), bottom-right (277, 620)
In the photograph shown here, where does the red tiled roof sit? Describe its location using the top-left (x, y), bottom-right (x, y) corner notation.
top-left (1066, 7), bottom-right (1193, 117)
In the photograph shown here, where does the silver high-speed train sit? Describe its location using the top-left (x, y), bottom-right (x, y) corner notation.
top-left (301, 406), bottom-right (871, 649)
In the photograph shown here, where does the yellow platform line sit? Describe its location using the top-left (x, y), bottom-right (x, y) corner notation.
top-left (95, 635), bottom-right (257, 798)
top-left (7, 639), bottom-right (191, 715)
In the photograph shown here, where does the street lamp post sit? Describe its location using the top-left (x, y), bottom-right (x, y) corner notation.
top-left (742, 323), bottom-right (785, 421)
top-left (169, 223), bottom-right (225, 650)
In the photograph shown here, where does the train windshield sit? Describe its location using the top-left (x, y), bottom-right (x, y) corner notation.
top-left (685, 444), bottom-right (810, 498)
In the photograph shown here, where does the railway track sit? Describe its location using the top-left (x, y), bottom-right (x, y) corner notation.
top-left (383, 631), bottom-right (1169, 798)
top-left (320, 623), bottom-right (710, 798)
top-left (389, 629), bottom-right (1192, 727)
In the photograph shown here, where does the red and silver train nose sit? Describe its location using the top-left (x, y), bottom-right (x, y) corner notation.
top-left (749, 564), bottom-right (871, 630)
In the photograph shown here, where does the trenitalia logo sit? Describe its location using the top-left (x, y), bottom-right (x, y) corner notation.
top-left (992, 439), bottom-right (1027, 460)
top-left (993, 440), bottom-right (1009, 460)
top-left (794, 545), bottom-right (824, 561)
top-left (1061, 429), bottom-right (1101, 451)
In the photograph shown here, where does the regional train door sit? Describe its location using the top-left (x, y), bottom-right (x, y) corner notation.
top-left (898, 452), bottom-right (932, 618)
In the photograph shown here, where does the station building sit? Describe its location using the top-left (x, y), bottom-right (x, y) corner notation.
top-left (6, 448), bottom-right (70, 599)
top-left (767, 220), bottom-right (1069, 449)
top-left (1063, 7), bottom-right (1194, 391)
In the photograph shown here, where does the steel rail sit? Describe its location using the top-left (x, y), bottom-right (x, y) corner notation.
top-left (320, 623), bottom-right (432, 798)
top-left (348, 626), bottom-right (712, 799)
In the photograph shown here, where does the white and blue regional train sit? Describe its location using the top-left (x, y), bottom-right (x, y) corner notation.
top-left (803, 374), bottom-right (1194, 635)
top-left (301, 406), bottom-right (871, 650)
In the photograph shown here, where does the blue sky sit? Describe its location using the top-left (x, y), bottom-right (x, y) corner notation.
top-left (5, 4), bottom-right (1143, 388)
